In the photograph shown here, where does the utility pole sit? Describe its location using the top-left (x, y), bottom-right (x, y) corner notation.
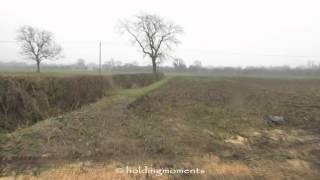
top-left (99, 41), bottom-right (102, 75)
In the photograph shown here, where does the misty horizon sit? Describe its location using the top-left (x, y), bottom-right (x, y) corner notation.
top-left (1, 0), bottom-right (320, 67)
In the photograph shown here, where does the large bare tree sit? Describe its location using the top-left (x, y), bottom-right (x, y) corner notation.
top-left (120, 13), bottom-right (183, 74)
top-left (16, 26), bottom-right (62, 73)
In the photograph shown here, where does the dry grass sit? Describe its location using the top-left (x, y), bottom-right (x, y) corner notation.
top-left (0, 73), bottom-right (164, 132)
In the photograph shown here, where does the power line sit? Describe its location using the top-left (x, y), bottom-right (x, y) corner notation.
top-left (0, 40), bottom-right (122, 44)
top-left (181, 48), bottom-right (320, 59)
top-left (0, 41), bottom-right (16, 43)
top-left (1, 40), bottom-right (320, 59)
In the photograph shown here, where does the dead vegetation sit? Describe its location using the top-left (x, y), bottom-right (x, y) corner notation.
top-left (1, 76), bottom-right (320, 179)
top-left (0, 73), bottom-right (164, 132)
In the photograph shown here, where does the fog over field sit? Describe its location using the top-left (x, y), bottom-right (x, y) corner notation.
top-left (1, 0), bottom-right (320, 67)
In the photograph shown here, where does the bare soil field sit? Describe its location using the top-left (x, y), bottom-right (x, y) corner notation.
top-left (1, 76), bottom-right (320, 179)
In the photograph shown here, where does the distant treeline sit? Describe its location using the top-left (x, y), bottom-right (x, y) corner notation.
top-left (1, 60), bottom-right (320, 76)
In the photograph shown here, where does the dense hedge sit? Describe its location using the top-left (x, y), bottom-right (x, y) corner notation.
top-left (0, 73), bottom-right (164, 132)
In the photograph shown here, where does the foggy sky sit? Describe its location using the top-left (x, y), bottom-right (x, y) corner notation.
top-left (0, 0), bottom-right (319, 67)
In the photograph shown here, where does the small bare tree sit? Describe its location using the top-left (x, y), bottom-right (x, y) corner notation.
top-left (119, 13), bottom-right (183, 74)
top-left (16, 26), bottom-right (62, 73)
top-left (75, 59), bottom-right (87, 70)
top-left (173, 58), bottom-right (187, 71)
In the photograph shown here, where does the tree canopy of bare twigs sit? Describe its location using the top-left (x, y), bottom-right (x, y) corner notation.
top-left (119, 13), bottom-right (183, 73)
top-left (173, 58), bottom-right (187, 71)
top-left (16, 25), bottom-right (63, 73)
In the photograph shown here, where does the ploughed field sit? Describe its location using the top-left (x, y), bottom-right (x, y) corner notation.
top-left (1, 76), bottom-right (320, 179)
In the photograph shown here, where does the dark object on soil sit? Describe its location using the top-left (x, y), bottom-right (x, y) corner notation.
top-left (264, 115), bottom-right (286, 125)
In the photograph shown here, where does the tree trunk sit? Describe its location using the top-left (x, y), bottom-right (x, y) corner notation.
top-left (152, 57), bottom-right (157, 74)
top-left (36, 60), bottom-right (40, 73)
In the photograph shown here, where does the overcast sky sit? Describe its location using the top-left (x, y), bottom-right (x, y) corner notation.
top-left (0, 0), bottom-right (319, 67)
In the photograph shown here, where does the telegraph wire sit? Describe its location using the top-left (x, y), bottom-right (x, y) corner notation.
top-left (0, 40), bottom-right (320, 59)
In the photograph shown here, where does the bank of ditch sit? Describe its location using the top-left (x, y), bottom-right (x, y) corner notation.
top-left (0, 73), bottom-right (164, 132)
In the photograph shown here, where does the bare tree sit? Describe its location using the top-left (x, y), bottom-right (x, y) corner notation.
top-left (119, 13), bottom-right (183, 74)
top-left (193, 60), bottom-right (202, 68)
top-left (16, 26), bottom-right (63, 73)
top-left (189, 60), bottom-right (203, 73)
top-left (75, 59), bottom-right (87, 69)
top-left (173, 58), bottom-right (187, 71)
